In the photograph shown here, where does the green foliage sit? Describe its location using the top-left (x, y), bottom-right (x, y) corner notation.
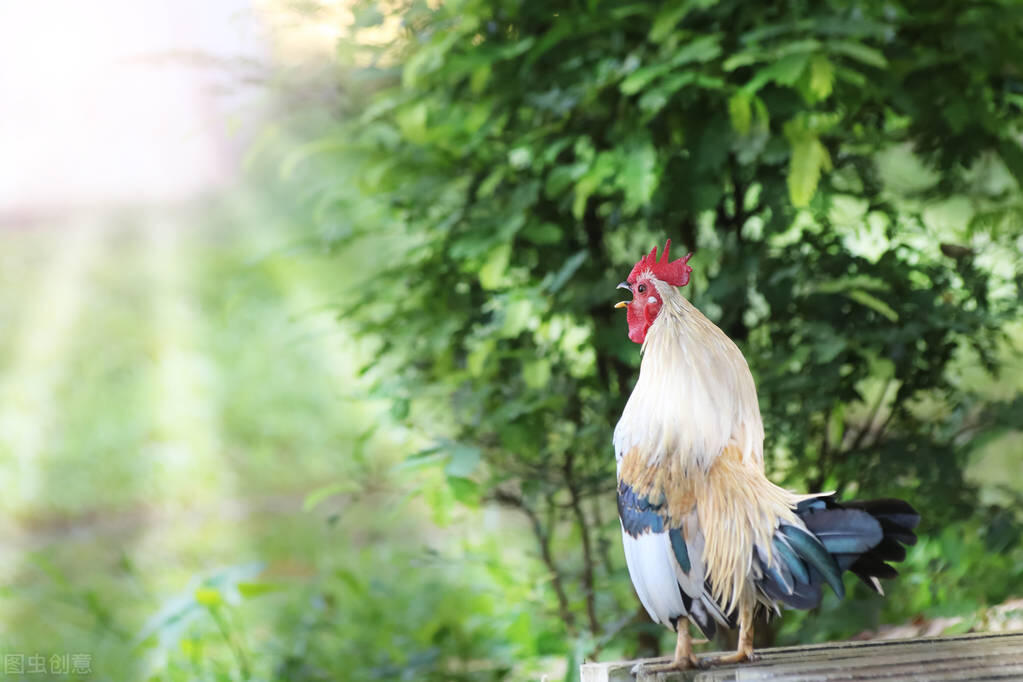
top-left (137, 544), bottom-right (542, 682)
top-left (280, 0), bottom-right (1023, 675)
top-left (0, 206), bottom-right (551, 682)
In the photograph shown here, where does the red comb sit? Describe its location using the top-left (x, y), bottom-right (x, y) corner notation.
top-left (627, 239), bottom-right (693, 287)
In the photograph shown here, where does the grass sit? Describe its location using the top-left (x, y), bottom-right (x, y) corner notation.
top-left (0, 198), bottom-right (424, 681)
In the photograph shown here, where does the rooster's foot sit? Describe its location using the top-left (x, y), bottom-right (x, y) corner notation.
top-left (697, 648), bottom-right (759, 668)
top-left (630, 654), bottom-right (699, 677)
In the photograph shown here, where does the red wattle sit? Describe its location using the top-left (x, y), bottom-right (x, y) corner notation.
top-left (626, 304), bottom-right (643, 343)
top-left (626, 301), bottom-right (659, 344)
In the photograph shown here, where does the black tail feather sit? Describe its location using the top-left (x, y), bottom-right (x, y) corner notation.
top-left (830, 498), bottom-right (920, 594)
top-left (756, 495), bottom-right (919, 610)
top-left (841, 498), bottom-right (921, 538)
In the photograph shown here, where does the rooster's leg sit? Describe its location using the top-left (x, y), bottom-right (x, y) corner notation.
top-left (699, 604), bottom-right (758, 667)
top-left (630, 619), bottom-right (699, 675)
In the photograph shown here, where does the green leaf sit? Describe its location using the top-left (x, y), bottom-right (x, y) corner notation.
top-left (650, 2), bottom-right (725, 43)
top-left (522, 222), bottom-right (563, 245)
top-left (621, 140), bottom-right (659, 212)
top-left (397, 447), bottom-right (446, 473)
top-left (545, 163), bottom-right (586, 198)
top-left (402, 32), bottom-right (459, 87)
top-left (402, 49), bottom-right (438, 89)
top-left (637, 73), bottom-right (705, 115)
top-left (807, 54), bottom-right (834, 101)
top-left (236, 582), bottom-right (284, 598)
top-left (478, 167), bottom-right (505, 198)
top-left (424, 484), bottom-right (454, 526)
top-left (447, 476), bottom-right (481, 505)
top-left (621, 36), bottom-right (721, 95)
top-left (333, 568), bottom-right (366, 596)
top-left (728, 91), bottom-right (752, 135)
top-left (194, 588), bottom-right (222, 607)
top-left (470, 64), bottom-right (491, 93)
top-left (828, 402), bottom-right (845, 447)
top-left (649, 3), bottom-right (691, 43)
top-left (784, 118), bottom-right (831, 207)
top-left (508, 147), bottom-right (533, 170)
top-left (479, 244), bottom-right (511, 290)
top-left (828, 40), bottom-right (887, 68)
top-left (499, 298), bottom-right (534, 338)
top-left (672, 33), bottom-right (723, 64)
top-left (723, 50), bottom-right (761, 71)
top-left (396, 102), bottom-right (429, 145)
top-left (546, 251), bottom-right (587, 292)
top-left (845, 289), bottom-right (899, 321)
top-left (445, 443), bottom-right (481, 478)
top-left (744, 52), bottom-right (810, 93)
top-left (811, 275), bottom-right (890, 294)
top-left (303, 481), bottom-right (359, 512)
top-left (523, 358), bottom-right (551, 388)
top-left (572, 151), bottom-right (617, 219)
top-left (815, 334), bottom-right (847, 363)
top-left (620, 64), bottom-right (671, 95)
top-left (495, 37), bottom-right (536, 61)
top-left (467, 340), bottom-right (495, 377)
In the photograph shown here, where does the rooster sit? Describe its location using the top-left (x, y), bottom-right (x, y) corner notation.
top-left (613, 240), bottom-right (920, 672)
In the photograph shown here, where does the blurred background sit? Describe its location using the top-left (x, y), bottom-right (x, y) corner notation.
top-left (1, 1), bottom-right (1022, 681)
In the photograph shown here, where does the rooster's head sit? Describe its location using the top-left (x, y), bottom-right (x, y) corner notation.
top-left (615, 239), bottom-right (692, 344)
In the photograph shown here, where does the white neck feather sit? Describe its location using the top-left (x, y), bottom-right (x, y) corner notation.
top-left (614, 281), bottom-right (764, 473)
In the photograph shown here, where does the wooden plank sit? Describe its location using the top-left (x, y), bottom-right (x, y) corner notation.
top-left (581, 631), bottom-right (1023, 682)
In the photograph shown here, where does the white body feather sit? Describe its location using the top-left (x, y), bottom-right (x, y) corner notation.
top-left (615, 278), bottom-right (801, 624)
top-left (613, 281), bottom-right (764, 473)
top-left (620, 529), bottom-right (687, 626)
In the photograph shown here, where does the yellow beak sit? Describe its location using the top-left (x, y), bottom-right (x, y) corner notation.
top-left (615, 281), bottom-right (631, 308)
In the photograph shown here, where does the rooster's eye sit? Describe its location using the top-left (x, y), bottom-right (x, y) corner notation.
top-left (637, 284), bottom-right (646, 293)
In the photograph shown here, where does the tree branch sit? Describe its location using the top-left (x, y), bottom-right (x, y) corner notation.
top-left (590, 496), bottom-right (615, 577)
top-left (851, 377), bottom-right (893, 451)
top-left (730, 157), bottom-right (749, 235)
top-left (869, 403), bottom-right (901, 448)
top-left (565, 451), bottom-right (600, 637)
top-left (810, 410), bottom-right (833, 493)
top-left (492, 489), bottom-right (576, 632)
